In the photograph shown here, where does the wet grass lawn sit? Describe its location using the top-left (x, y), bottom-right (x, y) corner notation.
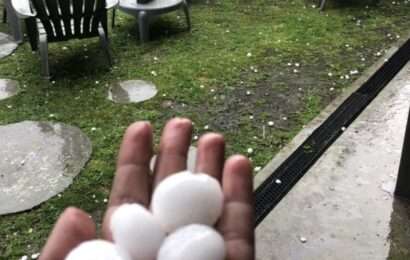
top-left (1, 0), bottom-right (410, 258)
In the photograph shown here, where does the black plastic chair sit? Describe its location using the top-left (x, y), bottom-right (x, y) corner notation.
top-left (15, 0), bottom-right (114, 79)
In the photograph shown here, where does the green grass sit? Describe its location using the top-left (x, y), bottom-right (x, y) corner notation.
top-left (1, 0), bottom-right (410, 258)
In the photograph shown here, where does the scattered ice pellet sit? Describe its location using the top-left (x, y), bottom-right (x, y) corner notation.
top-left (268, 121), bottom-right (274, 126)
top-left (275, 179), bottom-right (282, 184)
top-left (95, 81), bottom-right (100, 84)
top-left (247, 148), bottom-right (254, 154)
top-left (300, 236), bottom-right (308, 243)
top-left (28, 228), bottom-right (33, 233)
top-left (210, 89), bottom-right (215, 93)
top-left (151, 171), bottom-right (223, 232)
top-left (287, 62), bottom-right (292, 66)
top-left (20, 256), bottom-right (28, 260)
top-left (350, 69), bottom-right (359, 75)
top-left (91, 127), bottom-right (97, 132)
top-left (151, 71), bottom-right (158, 76)
top-left (246, 90), bottom-right (251, 96)
top-left (254, 166), bottom-right (262, 172)
top-left (193, 135), bottom-right (199, 140)
top-left (49, 114), bottom-right (55, 118)
top-left (103, 198), bottom-right (108, 203)
top-left (282, 116), bottom-right (288, 121)
top-left (293, 69), bottom-right (299, 73)
top-left (204, 125), bottom-right (209, 130)
top-left (376, 51), bottom-right (382, 57)
top-left (247, 52), bottom-right (252, 57)
top-left (62, 46), bottom-right (68, 50)
top-left (341, 126), bottom-right (347, 131)
top-left (7, 105), bottom-right (12, 109)
top-left (31, 253), bottom-right (40, 259)
top-left (295, 63), bottom-right (300, 67)
top-left (329, 87), bottom-right (335, 91)
top-left (153, 56), bottom-right (159, 61)
top-left (199, 85), bottom-right (205, 89)
top-left (328, 72), bottom-right (333, 77)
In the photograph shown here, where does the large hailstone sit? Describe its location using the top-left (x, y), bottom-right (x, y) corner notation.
top-left (65, 240), bottom-right (123, 260)
top-left (157, 224), bottom-right (226, 260)
top-left (110, 203), bottom-right (165, 260)
top-left (151, 171), bottom-right (224, 232)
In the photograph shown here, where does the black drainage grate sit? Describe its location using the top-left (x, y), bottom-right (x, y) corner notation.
top-left (255, 37), bottom-right (410, 227)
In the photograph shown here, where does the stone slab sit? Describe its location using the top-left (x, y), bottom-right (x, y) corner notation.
top-left (0, 32), bottom-right (18, 59)
top-left (108, 80), bottom-right (158, 104)
top-left (256, 63), bottom-right (410, 259)
top-left (0, 79), bottom-right (19, 100)
top-left (0, 121), bottom-right (92, 215)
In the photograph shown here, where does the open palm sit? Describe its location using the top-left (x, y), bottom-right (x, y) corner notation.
top-left (40, 118), bottom-right (254, 260)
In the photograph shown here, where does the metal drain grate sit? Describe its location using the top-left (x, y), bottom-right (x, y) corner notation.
top-left (255, 38), bottom-right (410, 227)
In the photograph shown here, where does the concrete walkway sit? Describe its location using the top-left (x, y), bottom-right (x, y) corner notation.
top-left (255, 62), bottom-right (410, 259)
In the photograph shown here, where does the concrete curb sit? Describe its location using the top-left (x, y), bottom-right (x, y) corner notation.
top-left (254, 33), bottom-right (410, 189)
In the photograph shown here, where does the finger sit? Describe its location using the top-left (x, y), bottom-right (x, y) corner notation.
top-left (39, 207), bottom-right (96, 260)
top-left (218, 155), bottom-right (254, 260)
top-left (153, 118), bottom-right (192, 187)
top-left (102, 122), bottom-right (153, 240)
top-left (195, 133), bottom-right (225, 181)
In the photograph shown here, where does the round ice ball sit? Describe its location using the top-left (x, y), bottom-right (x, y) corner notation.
top-left (65, 240), bottom-right (123, 260)
top-left (151, 171), bottom-right (224, 232)
top-left (110, 203), bottom-right (165, 260)
top-left (157, 224), bottom-right (225, 260)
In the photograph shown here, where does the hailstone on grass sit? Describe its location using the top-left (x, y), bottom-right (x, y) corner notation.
top-left (65, 240), bottom-right (123, 260)
top-left (157, 224), bottom-right (225, 260)
top-left (151, 171), bottom-right (224, 232)
top-left (110, 204), bottom-right (165, 260)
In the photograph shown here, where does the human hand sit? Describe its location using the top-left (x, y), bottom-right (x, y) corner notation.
top-left (39, 118), bottom-right (254, 260)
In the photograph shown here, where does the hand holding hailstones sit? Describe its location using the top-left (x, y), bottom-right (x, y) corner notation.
top-left (66, 171), bottom-right (225, 260)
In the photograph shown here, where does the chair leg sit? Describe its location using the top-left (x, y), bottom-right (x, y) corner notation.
top-left (182, 0), bottom-right (191, 31)
top-left (319, 0), bottom-right (326, 11)
top-left (138, 11), bottom-right (149, 43)
top-left (98, 25), bottom-right (113, 66)
top-left (112, 8), bottom-right (116, 28)
top-left (2, 8), bottom-right (7, 24)
top-left (39, 34), bottom-right (51, 80)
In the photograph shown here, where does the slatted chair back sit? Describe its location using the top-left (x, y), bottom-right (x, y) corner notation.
top-left (30, 0), bottom-right (108, 42)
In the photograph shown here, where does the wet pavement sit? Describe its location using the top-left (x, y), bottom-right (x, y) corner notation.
top-left (108, 80), bottom-right (158, 104)
top-left (0, 79), bottom-right (19, 100)
top-left (0, 32), bottom-right (18, 59)
top-left (255, 62), bottom-right (410, 259)
top-left (0, 121), bottom-right (92, 215)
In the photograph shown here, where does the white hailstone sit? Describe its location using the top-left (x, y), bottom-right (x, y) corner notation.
top-left (65, 240), bottom-right (123, 260)
top-left (376, 52), bottom-right (382, 57)
top-left (210, 88), bottom-right (215, 93)
top-left (295, 63), bottom-right (300, 67)
top-left (151, 71), bottom-right (158, 76)
top-left (300, 236), bottom-right (308, 243)
top-left (247, 52), bottom-right (252, 57)
top-left (341, 126), bottom-right (347, 131)
top-left (62, 46), bottom-right (68, 50)
top-left (153, 56), bottom-right (159, 61)
top-left (204, 125), bottom-right (209, 130)
top-left (247, 148), bottom-right (254, 154)
top-left (282, 116), bottom-right (288, 121)
top-left (249, 115), bottom-right (254, 120)
top-left (345, 75), bottom-right (350, 79)
top-left (199, 84), bottom-right (205, 89)
top-left (157, 224), bottom-right (225, 260)
top-left (20, 256), bottom-right (28, 260)
top-left (350, 69), bottom-right (359, 75)
top-left (103, 198), bottom-right (108, 203)
top-left (293, 69), bottom-right (299, 73)
top-left (151, 171), bottom-right (223, 232)
top-left (31, 253), bottom-right (40, 259)
top-left (110, 204), bottom-right (165, 260)
top-left (328, 72), bottom-right (333, 77)
top-left (95, 81), bottom-right (100, 84)
top-left (287, 62), bottom-right (292, 66)
top-left (91, 127), bottom-right (97, 131)
top-left (329, 87), bottom-right (335, 91)
top-left (7, 105), bottom-right (13, 109)
top-left (268, 121), bottom-right (274, 126)
top-left (193, 135), bottom-right (199, 140)
top-left (275, 179), bottom-right (282, 184)
top-left (254, 166), bottom-right (262, 172)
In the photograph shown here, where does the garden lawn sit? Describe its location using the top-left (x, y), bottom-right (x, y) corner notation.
top-left (1, 0), bottom-right (410, 258)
